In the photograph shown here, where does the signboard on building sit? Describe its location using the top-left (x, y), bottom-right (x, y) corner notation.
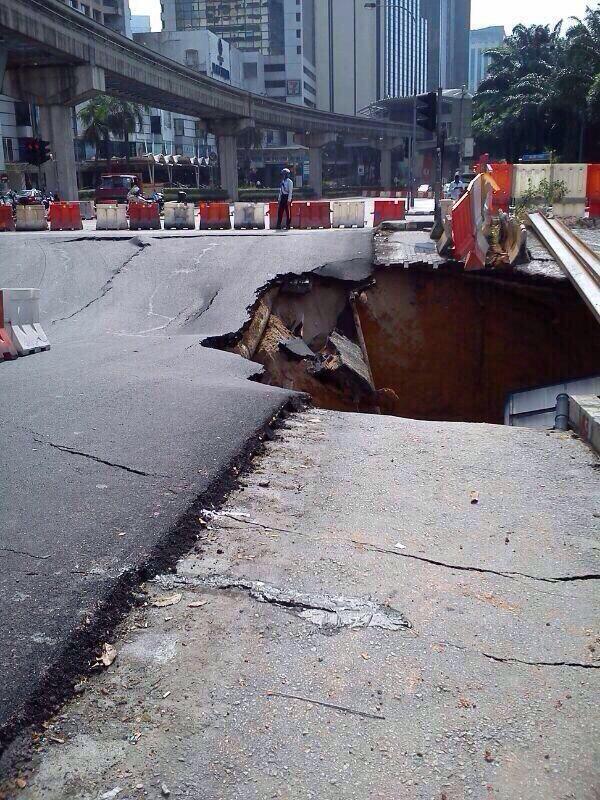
top-left (210, 35), bottom-right (231, 83)
top-left (463, 137), bottom-right (474, 158)
top-left (286, 79), bottom-right (301, 97)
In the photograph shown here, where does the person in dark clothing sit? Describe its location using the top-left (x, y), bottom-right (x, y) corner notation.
top-left (275, 168), bottom-right (293, 230)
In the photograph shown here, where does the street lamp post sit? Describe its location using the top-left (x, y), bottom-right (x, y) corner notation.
top-left (365, 0), bottom-right (418, 204)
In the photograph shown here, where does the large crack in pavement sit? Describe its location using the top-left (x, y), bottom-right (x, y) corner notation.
top-left (359, 544), bottom-right (600, 584)
top-left (440, 640), bottom-right (600, 670)
top-left (155, 573), bottom-right (412, 632)
top-left (33, 435), bottom-right (169, 478)
top-left (211, 512), bottom-right (599, 586)
top-left (51, 237), bottom-right (150, 323)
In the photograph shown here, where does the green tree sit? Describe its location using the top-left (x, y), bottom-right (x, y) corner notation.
top-left (78, 96), bottom-right (145, 166)
top-left (473, 8), bottom-right (600, 161)
top-left (105, 99), bottom-right (145, 163)
top-left (473, 23), bottom-right (564, 161)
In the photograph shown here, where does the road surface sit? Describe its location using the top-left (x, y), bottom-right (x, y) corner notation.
top-left (0, 227), bottom-right (372, 750)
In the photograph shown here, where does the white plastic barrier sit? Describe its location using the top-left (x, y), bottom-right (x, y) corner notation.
top-left (96, 204), bottom-right (128, 230)
top-left (553, 164), bottom-right (588, 217)
top-left (163, 202), bottom-right (195, 230)
top-left (331, 201), bottom-right (365, 228)
top-left (234, 202), bottom-right (266, 229)
top-left (15, 205), bottom-right (48, 232)
top-left (1, 288), bottom-right (50, 355)
top-left (513, 164), bottom-right (549, 199)
top-left (513, 163), bottom-right (588, 217)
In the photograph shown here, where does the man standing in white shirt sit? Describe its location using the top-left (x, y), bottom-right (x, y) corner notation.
top-left (276, 168), bottom-right (294, 230)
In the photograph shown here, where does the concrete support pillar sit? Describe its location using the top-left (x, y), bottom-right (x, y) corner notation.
top-left (217, 134), bottom-right (238, 202)
top-left (380, 148), bottom-right (392, 190)
top-left (38, 106), bottom-right (78, 200)
top-left (308, 147), bottom-right (324, 199)
top-left (293, 132), bottom-right (336, 199)
top-left (3, 64), bottom-right (105, 202)
top-left (208, 118), bottom-right (254, 202)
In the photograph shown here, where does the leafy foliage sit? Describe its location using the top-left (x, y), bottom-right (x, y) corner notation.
top-left (473, 7), bottom-right (600, 161)
top-left (78, 96), bottom-right (146, 161)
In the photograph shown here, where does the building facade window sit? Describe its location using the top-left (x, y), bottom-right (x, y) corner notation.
top-left (174, 118), bottom-right (185, 136)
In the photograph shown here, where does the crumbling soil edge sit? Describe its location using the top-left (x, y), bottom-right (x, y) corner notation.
top-left (0, 395), bottom-right (307, 774)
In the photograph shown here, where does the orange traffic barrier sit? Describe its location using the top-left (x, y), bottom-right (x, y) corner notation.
top-left (587, 164), bottom-right (600, 218)
top-left (48, 201), bottom-right (83, 231)
top-left (267, 201), bottom-right (301, 229)
top-left (128, 201), bottom-right (160, 230)
top-left (0, 205), bottom-right (15, 232)
top-left (451, 191), bottom-right (475, 263)
top-left (489, 163), bottom-right (513, 213)
top-left (297, 201), bottom-right (331, 229)
top-left (373, 199), bottom-right (406, 226)
top-left (0, 291), bottom-right (17, 361)
top-left (199, 202), bottom-right (231, 230)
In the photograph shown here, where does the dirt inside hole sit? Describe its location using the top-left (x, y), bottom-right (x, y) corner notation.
top-left (206, 263), bottom-right (600, 424)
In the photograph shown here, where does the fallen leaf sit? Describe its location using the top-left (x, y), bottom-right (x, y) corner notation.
top-left (100, 643), bottom-right (117, 667)
top-left (15, 778), bottom-right (27, 789)
top-left (484, 749), bottom-right (494, 763)
top-left (360, 652), bottom-right (370, 660)
top-left (188, 600), bottom-right (208, 608)
top-left (152, 593), bottom-right (182, 608)
top-left (458, 697), bottom-right (475, 709)
top-left (470, 490), bottom-right (479, 504)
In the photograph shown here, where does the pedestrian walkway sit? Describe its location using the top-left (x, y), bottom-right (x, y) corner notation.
top-left (8, 409), bottom-right (598, 799)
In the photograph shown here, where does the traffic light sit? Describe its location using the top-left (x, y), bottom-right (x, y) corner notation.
top-left (416, 91), bottom-right (437, 133)
top-left (21, 138), bottom-right (52, 167)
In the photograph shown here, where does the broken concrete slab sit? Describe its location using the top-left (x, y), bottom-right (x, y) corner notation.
top-left (279, 337), bottom-right (315, 360)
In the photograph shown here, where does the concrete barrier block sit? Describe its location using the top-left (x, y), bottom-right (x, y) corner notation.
top-left (0, 287), bottom-right (49, 356)
top-left (164, 202), bottom-right (195, 230)
top-left (332, 201), bottom-right (365, 228)
top-left (15, 205), bottom-right (48, 232)
top-left (96, 204), bottom-right (128, 230)
top-left (234, 202), bottom-right (266, 229)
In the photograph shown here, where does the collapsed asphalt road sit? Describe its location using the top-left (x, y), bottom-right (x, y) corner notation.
top-left (0, 228), bottom-right (372, 753)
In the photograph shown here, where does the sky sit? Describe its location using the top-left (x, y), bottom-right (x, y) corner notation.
top-left (128, 0), bottom-right (596, 35)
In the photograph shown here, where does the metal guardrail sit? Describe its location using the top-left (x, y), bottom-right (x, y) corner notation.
top-left (528, 213), bottom-right (600, 325)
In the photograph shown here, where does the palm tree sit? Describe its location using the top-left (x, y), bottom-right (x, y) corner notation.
top-left (78, 96), bottom-right (145, 166)
top-left (105, 99), bottom-right (146, 163)
top-left (473, 8), bottom-right (600, 162)
top-left (78, 96), bottom-right (111, 181)
top-left (473, 23), bottom-right (564, 160)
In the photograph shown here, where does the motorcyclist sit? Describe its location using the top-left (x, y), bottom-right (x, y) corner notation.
top-left (127, 185), bottom-right (144, 203)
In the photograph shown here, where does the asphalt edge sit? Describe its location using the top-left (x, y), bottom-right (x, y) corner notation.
top-left (0, 393), bottom-right (308, 776)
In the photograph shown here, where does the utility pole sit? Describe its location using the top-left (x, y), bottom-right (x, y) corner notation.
top-left (431, 85), bottom-right (443, 238)
top-left (410, 90), bottom-right (417, 207)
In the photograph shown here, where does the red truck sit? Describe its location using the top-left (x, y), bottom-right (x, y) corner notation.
top-left (94, 174), bottom-right (139, 204)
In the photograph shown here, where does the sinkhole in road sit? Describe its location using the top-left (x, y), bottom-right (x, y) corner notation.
top-left (206, 263), bottom-right (600, 424)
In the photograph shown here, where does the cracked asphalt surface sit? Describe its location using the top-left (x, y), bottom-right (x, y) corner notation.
top-left (0, 228), bottom-right (372, 749)
top-left (6, 410), bottom-right (599, 799)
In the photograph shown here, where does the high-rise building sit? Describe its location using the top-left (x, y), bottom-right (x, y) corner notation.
top-left (131, 14), bottom-right (152, 34)
top-left (161, 0), bottom-right (316, 108)
top-left (423, 0), bottom-right (471, 92)
top-left (316, 0), bottom-right (470, 115)
top-left (63, 0), bottom-right (131, 36)
top-left (469, 26), bottom-right (505, 93)
top-left (161, 0), bottom-right (285, 55)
